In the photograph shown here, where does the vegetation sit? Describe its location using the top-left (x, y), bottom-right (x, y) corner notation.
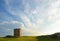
top-left (0, 36), bottom-right (60, 41)
top-left (0, 36), bottom-right (37, 41)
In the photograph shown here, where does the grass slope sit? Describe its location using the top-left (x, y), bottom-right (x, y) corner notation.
top-left (0, 36), bottom-right (60, 41)
top-left (0, 36), bottom-right (37, 41)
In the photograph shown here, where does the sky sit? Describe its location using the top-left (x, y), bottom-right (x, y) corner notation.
top-left (0, 0), bottom-right (60, 37)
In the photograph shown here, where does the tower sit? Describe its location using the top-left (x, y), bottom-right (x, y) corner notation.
top-left (14, 28), bottom-right (22, 37)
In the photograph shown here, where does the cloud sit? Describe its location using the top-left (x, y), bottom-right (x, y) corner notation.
top-left (2, 0), bottom-right (60, 36)
top-left (0, 21), bottom-right (21, 24)
top-left (47, 0), bottom-right (60, 23)
top-left (44, 0), bottom-right (60, 34)
top-left (21, 15), bottom-right (40, 35)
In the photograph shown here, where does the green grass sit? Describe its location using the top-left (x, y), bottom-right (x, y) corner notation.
top-left (0, 36), bottom-right (60, 41)
top-left (0, 36), bottom-right (37, 41)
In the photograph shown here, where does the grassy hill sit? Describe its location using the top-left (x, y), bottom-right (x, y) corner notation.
top-left (0, 36), bottom-right (37, 41)
top-left (0, 36), bottom-right (60, 41)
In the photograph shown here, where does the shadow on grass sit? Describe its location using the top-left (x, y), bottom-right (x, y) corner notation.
top-left (36, 36), bottom-right (49, 41)
top-left (36, 35), bottom-right (60, 41)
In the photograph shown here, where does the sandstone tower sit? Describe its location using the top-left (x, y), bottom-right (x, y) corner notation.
top-left (14, 28), bottom-right (22, 37)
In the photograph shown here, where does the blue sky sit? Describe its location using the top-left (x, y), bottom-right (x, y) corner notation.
top-left (0, 0), bottom-right (60, 37)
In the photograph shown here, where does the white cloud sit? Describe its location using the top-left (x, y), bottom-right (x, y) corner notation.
top-left (47, 0), bottom-right (60, 22)
top-left (36, 19), bottom-right (44, 25)
top-left (0, 21), bottom-right (21, 24)
top-left (4, 0), bottom-right (60, 36)
top-left (43, 0), bottom-right (60, 34)
top-left (21, 15), bottom-right (40, 35)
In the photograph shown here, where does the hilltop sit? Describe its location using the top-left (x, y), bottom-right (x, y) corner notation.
top-left (0, 36), bottom-right (60, 41)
